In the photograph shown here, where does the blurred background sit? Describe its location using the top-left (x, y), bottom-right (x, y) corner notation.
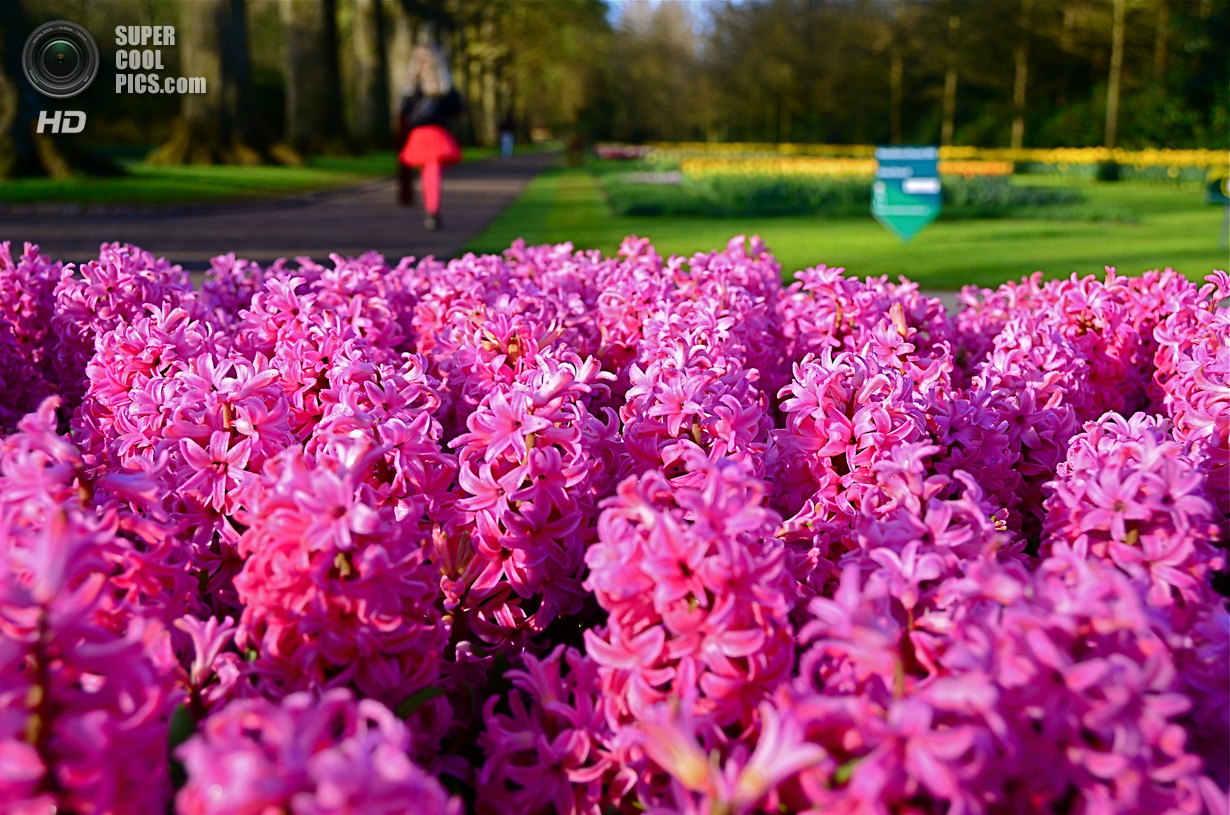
top-left (0, 0), bottom-right (1226, 286)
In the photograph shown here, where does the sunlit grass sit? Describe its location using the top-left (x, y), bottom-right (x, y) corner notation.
top-left (0, 145), bottom-right (549, 206)
top-left (0, 157), bottom-right (384, 206)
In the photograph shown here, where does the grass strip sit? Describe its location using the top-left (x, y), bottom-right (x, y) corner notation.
top-left (0, 145), bottom-right (550, 207)
top-left (466, 165), bottom-right (1228, 289)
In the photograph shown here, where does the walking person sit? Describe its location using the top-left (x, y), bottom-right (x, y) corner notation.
top-left (499, 110), bottom-right (515, 159)
top-left (398, 40), bottom-right (464, 231)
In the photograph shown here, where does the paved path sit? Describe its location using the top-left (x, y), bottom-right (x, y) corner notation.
top-left (0, 154), bottom-right (967, 312)
top-left (0, 152), bottom-right (558, 271)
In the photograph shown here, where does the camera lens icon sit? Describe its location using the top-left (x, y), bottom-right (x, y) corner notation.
top-left (23, 21), bottom-right (99, 99)
top-left (43, 39), bottom-right (83, 79)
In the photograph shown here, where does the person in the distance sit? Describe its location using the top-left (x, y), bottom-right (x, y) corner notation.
top-left (398, 40), bottom-right (464, 231)
top-left (499, 110), bottom-right (515, 159)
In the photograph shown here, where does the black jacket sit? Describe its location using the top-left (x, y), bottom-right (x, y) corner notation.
top-left (401, 88), bottom-right (464, 130)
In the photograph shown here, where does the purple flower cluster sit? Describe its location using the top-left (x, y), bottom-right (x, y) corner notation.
top-left (0, 237), bottom-right (1225, 815)
top-left (176, 689), bottom-right (459, 815)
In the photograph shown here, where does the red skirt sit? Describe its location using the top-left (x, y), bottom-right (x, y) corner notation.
top-left (400, 125), bottom-right (462, 168)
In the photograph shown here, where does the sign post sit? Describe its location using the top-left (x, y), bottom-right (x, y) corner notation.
top-left (872, 145), bottom-right (941, 242)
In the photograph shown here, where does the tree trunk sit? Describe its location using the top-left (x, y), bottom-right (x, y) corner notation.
top-left (889, 50), bottom-right (902, 145)
top-left (1105, 0), bottom-right (1125, 148)
top-left (884, 0), bottom-right (904, 145)
top-left (1010, 0), bottom-right (1031, 149)
top-left (1057, 1), bottom-right (1077, 106)
top-left (321, 0), bottom-right (345, 138)
top-left (1060, 2), bottom-right (1076, 53)
top-left (0, 0), bottom-right (74, 177)
top-left (281, 0), bottom-right (347, 154)
top-left (482, 62), bottom-right (498, 146)
top-left (386, 1), bottom-right (414, 122)
top-left (1154, 0), bottom-right (1170, 85)
top-left (479, 15), bottom-right (498, 147)
top-left (0, 68), bottom-right (16, 178)
top-left (372, 0), bottom-right (391, 139)
top-left (462, 25), bottom-right (479, 146)
top-left (448, 24), bottom-right (468, 144)
top-left (941, 14), bottom-right (960, 146)
top-left (225, 0), bottom-right (266, 150)
top-left (148, 0), bottom-right (261, 165)
top-left (352, 0), bottom-right (392, 148)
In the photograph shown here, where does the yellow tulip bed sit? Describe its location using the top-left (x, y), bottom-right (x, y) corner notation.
top-left (647, 142), bottom-right (1226, 172)
top-left (679, 157), bottom-right (1015, 179)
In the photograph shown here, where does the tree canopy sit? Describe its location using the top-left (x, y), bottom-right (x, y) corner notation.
top-left (0, 0), bottom-right (1223, 176)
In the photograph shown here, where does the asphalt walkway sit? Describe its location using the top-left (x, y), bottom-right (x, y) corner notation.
top-left (0, 152), bottom-right (558, 271)
top-left (0, 153), bottom-right (965, 313)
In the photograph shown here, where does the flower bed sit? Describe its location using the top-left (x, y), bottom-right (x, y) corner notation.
top-left (599, 165), bottom-right (1092, 220)
top-left (647, 142), bottom-right (1228, 172)
top-left (0, 237), bottom-right (1227, 815)
top-left (595, 143), bottom-right (654, 160)
top-left (679, 157), bottom-right (1014, 178)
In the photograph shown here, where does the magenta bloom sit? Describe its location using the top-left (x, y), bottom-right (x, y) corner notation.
top-left (1043, 411), bottom-right (1223, 612)
top-left (584, 454), bottom-right (797, 729)
top-left (447, 352), bottom-right (618, 646)
top-left (176, 690), bottom-right (460, 815)
top-left (233, 441), bottom-right (447, 707)
top-left (478, 646), bottom-right (613, 815)
top-left (1, 398), bottom-right (183, 815)
top-left (180, 431), bottom-right (255, 512)
top-left (0, 236), bottom-right (1224, 814)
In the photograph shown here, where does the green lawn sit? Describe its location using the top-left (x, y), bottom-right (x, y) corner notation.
top-left (0, 162), bottom-right (375, 207)
top-left (466, 165), bottom-right (1228, 289)
top-left (0, 145), bottom-right (551, 207)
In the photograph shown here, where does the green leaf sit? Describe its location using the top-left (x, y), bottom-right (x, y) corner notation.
top-left (395, 686), bottom-right (446, 719)
top-left (168, 703), bottom-right (197, 750)
top-left (834, 755), bottom-right (866, 785)
top-left (167, 700), bottom-right (197, 791)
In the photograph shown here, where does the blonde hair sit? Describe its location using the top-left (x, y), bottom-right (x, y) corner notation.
top-left (404, 43), bottom-right (452, 97)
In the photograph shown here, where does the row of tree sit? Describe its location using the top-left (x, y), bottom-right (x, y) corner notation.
top-left (599, 0), bottom-right (1227, 149)
top-left (0, 0), bottom-right (1224, 178)
top-left (0, 0), bottom-right (607, 176)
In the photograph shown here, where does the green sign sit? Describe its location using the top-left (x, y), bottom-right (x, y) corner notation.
top-left (873, 145), bottom-right (941, 242)
top-left (1206, 165), bottom-right (1229, 205)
